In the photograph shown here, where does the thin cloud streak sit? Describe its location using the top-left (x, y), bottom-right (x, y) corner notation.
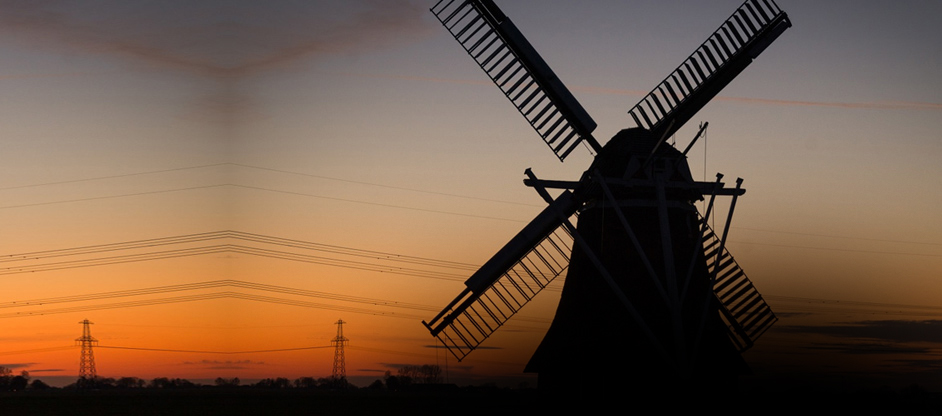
top-left (0, 1), bottom-right (435, 122)
top-left (572, 86), bottom-right (942, 111)
top-left (806, 342), bottom-right (930, 355)
top-left (781, 320), bottom-right (942, 343)
top-left (341, 72), bottom-right (942, 112)
top-left (710, 96), bottom-right (942, 111)
top-left (0, 1), bottom-right (434, 80)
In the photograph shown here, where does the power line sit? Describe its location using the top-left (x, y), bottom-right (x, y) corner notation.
top-left (0, 292), bottom-right (429, 320)
top-left (0, 184), bottom-right (227, 210)
top-left (0, 163), bottom-right (227, 191)
top-left (229, 163), bottom-right (542, 208)
top-left (0, 291), bottom-right (554, 327)
top-left (229, 184), bottom-right (526, 223)
top-left (0, 230), bottom-right (479, 281)
top-left (2, 163), bottom-right (938, 249)
top-left (733, 241), bottom-right (942, 258)
top-left (0, 231), bottom-right (564, 300)
top-left (104, 322), bottom-right (322, 330)
top-left (0, 231), bottom-right (231, 262)
top-left (0, 162), bottom-right (540, 208)
top-left (0, 279), bottom-right (555, 326)
top-left (0, 183), bottom-right (528, 223)
top-left (227, 231), bottom-right (478, 270)
top-left (0, 290), bottom-right (553, 329)
top-left (733, 226), bottom-right (942, 247)
top-left (96, 345), bottom-right (332, 354)
top-left (0, 244), bottom-right (470, 281)
top-left (0, 346), bottom-right (74, 356)
top-left (0, 280), bottom-right (441, 313)
top-left (0, 230), bottom-right (477, 271)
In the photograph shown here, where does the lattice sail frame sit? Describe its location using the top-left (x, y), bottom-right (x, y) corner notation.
top-left (426, 204), bottom-right (777, 361)
top-left (701, 223), bottom-right (777, 351)
top-left (426, 220), bottom-right (574, 361)
top-left (627, 0), bottom-right (790, 139)
top-left (425, 0), bottom-right (788, 362)
top-left (431, 0), bottom-right (600, 161)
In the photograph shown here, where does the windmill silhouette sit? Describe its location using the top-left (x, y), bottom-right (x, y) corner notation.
top-left (423, 0), bottom-right (791, 392)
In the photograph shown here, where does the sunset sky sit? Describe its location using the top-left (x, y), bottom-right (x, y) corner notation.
top-left (0, 0), bottom-right (940, 390)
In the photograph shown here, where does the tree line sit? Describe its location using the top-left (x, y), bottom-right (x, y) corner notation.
top-left (0, 367), bottom-right (48, 391)
top-left (0, 364), bottom-right (445, 391)
top-left (70, 375), bottom-right (355, 390)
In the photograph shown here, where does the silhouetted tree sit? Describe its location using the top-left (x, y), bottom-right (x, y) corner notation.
top-left (149, 377), bottom-right (195, 389)
top-left (9, 372), bottom-right (29, 391)
top-left (319, 376), bottom-right (351, 390)
top-left (28, 379), bottom-right (50, 390)
top-left (115, 377), bottom-right (146, 389)
top-left (0, 370), bottom-right (31, 391)
top-left (294, 377), bottom-right (317, 389)
top-left (254, 378), bottom-right (291, 389)
top-left (214, 377), bottom-right (240, 387)
top-left (0, 367), bottom-right (10, 391)
top-left (367, 379), bottom-right (384, 390)
top-left (397, 365), bottom-right (443, 384)
top-left (75, 376), bottom-right (115, 389)
top-left (384, 370), bottom-right (410, 390)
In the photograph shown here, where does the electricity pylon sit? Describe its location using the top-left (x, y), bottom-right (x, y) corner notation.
top-left (331, 319), bottom-right (348, 379)
top-left (76, 319), bottom-right (98, 381)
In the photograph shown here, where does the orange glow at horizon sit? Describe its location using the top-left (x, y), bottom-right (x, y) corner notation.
top-left (0, 0), bottom-right (940, 392)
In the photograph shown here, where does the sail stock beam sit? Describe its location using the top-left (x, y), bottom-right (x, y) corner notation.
top-left (432, 0), bottom-right (601, 161)
top-left (422, 190), bottom-right (580, 361)
top-left (627, 0), bottom-right (791, 139)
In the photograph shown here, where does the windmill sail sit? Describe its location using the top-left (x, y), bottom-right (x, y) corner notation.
top-left (423, 191), bottom-right (578, 360)
top-left (701, 222), bottom-right (776, 351)
top-left (627, 0), bottom-right (791, 139)
top-left (431, 0), bottom-right (601, 160)
top-left (426, 0), bottom-right (790, 377)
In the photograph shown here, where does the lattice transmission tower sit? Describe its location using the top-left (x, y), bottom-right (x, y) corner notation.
top-left (331, 319), bottom-right (348, 379)
top-left (76, 319), bottom-right (98, 380)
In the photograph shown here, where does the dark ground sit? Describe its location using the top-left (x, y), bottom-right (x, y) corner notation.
top-left (1, 387), bottom-right (941, 415)
top-left (1, 388), bottom-right (534, 416)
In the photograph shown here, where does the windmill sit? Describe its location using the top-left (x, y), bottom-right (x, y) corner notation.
top-left (423, 0), bottom-right (791, 391)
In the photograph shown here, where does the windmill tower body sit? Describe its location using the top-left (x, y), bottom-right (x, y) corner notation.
top-left (423, 0), bottom-right (791, 392)
top-left (524, 130), bottom-right (747, 392)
